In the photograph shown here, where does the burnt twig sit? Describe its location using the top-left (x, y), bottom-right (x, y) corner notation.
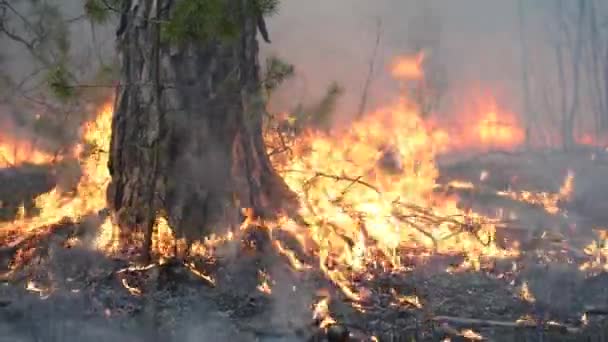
top-left (432, 315), bottom-right (580, 334)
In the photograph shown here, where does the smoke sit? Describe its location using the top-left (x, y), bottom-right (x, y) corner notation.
top-left (263, 0), bottom-right (607, 142)
top-left (0, 0), bottom-right (115, 153)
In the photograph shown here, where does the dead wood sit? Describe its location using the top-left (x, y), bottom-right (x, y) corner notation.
top-left (356, 19), bottom-right (382, 120)
top-left (432, 315), bottom-right (580, 334)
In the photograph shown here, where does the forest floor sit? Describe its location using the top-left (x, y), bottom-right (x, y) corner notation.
top-left (2, 147), bottom-right (608, 341)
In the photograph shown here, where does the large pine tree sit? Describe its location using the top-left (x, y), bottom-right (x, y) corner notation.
top-left (107, 0), bottom-right (294, 258)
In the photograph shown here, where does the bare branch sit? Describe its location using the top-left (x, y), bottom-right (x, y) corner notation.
top-left (356, 18), bottom-right (382, 120)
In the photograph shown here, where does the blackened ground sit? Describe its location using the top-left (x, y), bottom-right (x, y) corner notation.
top-left (2, 148), bottom-right (608, 341)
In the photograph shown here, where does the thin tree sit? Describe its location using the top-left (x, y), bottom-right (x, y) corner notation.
top-left (518, 0), bottom-right (533, 148)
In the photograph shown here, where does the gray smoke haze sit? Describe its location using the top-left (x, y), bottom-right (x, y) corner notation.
top-left (2, 1), bottom-right (608, 339)
top-left (263, 0), bottom-right (608, 143)
top-left (3, 0), bottom-right (605, 145)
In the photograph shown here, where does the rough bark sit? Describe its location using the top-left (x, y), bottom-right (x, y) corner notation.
top-left (107, 0), bottom-right (295, 257)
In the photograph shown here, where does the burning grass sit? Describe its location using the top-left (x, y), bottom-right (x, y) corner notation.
top-left (2, 53), bottom-right (608, 340)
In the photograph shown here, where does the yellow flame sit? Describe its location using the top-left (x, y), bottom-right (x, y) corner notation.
top-left (1, 102), bottom-right (114, 245)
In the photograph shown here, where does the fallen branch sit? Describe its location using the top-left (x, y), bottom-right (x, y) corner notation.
top-left (432, 315), bottom-right (581, 334)
top-left (282, 169), bottom-right (380, 194)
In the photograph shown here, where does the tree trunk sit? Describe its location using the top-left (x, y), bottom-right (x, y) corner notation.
top-left (107, 0), bottom-right (295, 259)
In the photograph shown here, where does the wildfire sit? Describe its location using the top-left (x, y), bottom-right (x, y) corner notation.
top-left (519, 280), bottom-right (535, 303)
top-left (580, 229), bottom-right (608, 273)
top-left (496, 170), bottom-right (574, 215)
top-left (0, 102), bottom-right (113, 245)
top-left (268, 56), bottom-right (518, 301)
top-left (430, 91), bottom-right (525, 152)
top-left (0, 137), bottom-right (56, 168)
top-left (391, 52), bottom-right (425, 80)
top-left (256, 270), bottom-right (273, 295)
top-left (4, 51), bottom-right (602, 336)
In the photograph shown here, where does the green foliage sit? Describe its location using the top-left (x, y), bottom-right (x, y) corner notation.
top-left (94, 62), bottom-right (119, 84)
top-left (289, 81), bottom-right (343, 132)
top-left (263, 56), bottom-right (294, 95)
top-left (84, 0), bottom-right (118, 24)
top-left (46, 64), bottom-right (74, 101)
top-left (163, 0), bottom-right (280, 44)
top-left (253, 0), bottom-right (280, 15)
top-left (8, 1), bottom-right (73, 63)
top-left (307, 81), bottom-right (343, 130)
top-left (162, 0), bottom-right (237, 43)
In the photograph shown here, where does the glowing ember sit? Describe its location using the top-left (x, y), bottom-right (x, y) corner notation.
top-left (120, 278), bottom-right (142, 296)
top-left (461, 329), bottom-right (484, 340)
top-left (313, 296), bottom-right (336, 329)
top-left (26, 280), bottom-right (50, 298)
top-left (580, 229), bottom-right (608, 273)
top-left (256, 270), bottom-right (273, 295)
top-left (496, 170), bottom-right (574, 215)
top-left (519, 281), bottom-right (535, 303)
top-left (185, 261), bottom-right (216, 286)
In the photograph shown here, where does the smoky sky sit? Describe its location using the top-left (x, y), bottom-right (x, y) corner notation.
top-left (264, 0), bottom-right (604, 137)
top-left (2, 0), bottom-right (604, 140)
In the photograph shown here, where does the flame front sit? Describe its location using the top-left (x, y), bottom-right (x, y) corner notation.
top-left (0, 137), bottom-right (56, 168)
top-left (0, 102), bottom-right (113, 244)
top-left (430, 91), bottom-right (525, 152)
top-left (269, 58), bottom-right (518, 299)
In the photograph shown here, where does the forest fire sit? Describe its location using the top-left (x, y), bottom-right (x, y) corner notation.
top-left (262, 57), bottom-right (527, 303)
top-left (391, 52), bottom-right (425, 80)
top-left (0, 136), bottom-right (56, 168)
top-left (0, 102), bottom-right (113, 244)
top-left (496, 170), bottom-right (574, 215)
top-left (429, 91), bottom-right (526, 152)
top-left (270, 97), bottom-right (516, 299)
top-left (0, 53), bottom-right (606, 341)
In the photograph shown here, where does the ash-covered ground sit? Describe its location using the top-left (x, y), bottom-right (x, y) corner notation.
top-left (2, 147), bottom-right (608, 341)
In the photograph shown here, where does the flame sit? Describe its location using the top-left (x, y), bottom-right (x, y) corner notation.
top-left (576, 132), bottom-right (608, 147)
top-left (391, 52), bottom-right (425, 80)
top-left (519, 280), bottom-right (535, 303)
top-left (0, 137), bottom-right (56, 168)
top-left (496, 170), bottom-right (574, 215)
top-left (461, 329), bottom-right (484, 340)
top-left (430, 91), bottom-right (525, 152)
top-left (580, 229), bottom-right (608, 273)
top-left (268, 55), bottom-right (518, 301)
top-left (313, 296), bottom-right (336, 329)
top-left (1, 102), bottom-right (114, 245)
top-left (256, 270), bottom-right (273, 295)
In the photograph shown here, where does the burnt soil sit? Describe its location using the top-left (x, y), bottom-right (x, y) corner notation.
top-left (2, 148), bottom-right (608, 341)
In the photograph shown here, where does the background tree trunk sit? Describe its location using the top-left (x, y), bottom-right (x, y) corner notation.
top-left (107, 0), bottom-right (295, 258)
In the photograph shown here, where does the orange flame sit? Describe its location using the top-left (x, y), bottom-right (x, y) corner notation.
top-left (430, 90), bottom-right (525, 152)
top-left (0, 137), bottom-right (56, 168)
top-left (268, 55), bottom-right (517, 300)
top-left (391, 51), bottom-right (425, 80)
top-left (0, 102), bottom-right (114, 244)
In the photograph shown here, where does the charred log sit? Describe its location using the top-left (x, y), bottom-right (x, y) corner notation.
top-left (107, 0), bottom-right (296, 259)
top-left (326, 324), bottom-right (350, 342)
